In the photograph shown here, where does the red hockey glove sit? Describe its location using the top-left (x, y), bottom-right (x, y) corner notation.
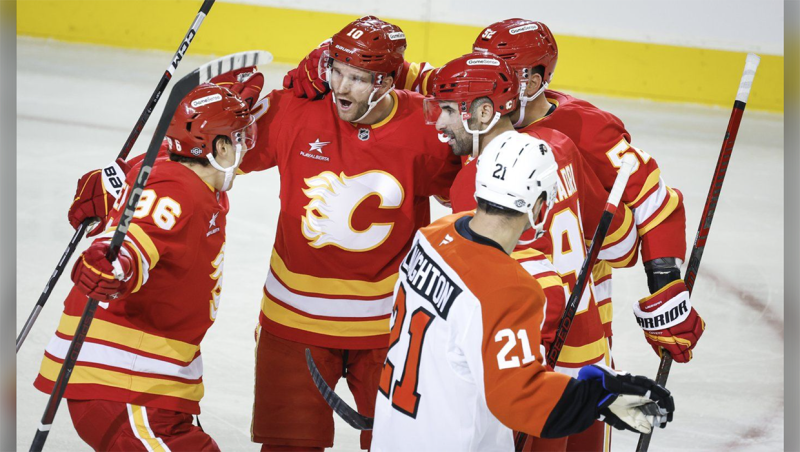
top-left (68, 159), bottom-right (130, 237)
top-left (282, 45), bottom-right (330, 100)
top-left (71, 241), bottom-right (136, 301)
top-left (210, 66), bottom-right (265, 112)
top-left (633, 280), bottom-right (705, 363)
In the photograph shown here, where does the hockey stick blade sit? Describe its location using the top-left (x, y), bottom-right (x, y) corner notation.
top-left (305, 349), bottom-right (374, 430)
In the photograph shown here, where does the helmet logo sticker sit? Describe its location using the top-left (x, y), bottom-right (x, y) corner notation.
top-left (539, 143), bottom-right (549, 155)
top-left (509, 24), bottom-right (539, 35)
top-left (358, 128), bottom-right (370, 141)
top-left (190, 93), bottom-right (222, 108)
top-left (334, 44), bottom-right (357, 54)
top-left (515, 199), bottom-right (526, 208)
top-left (466, 58), bottom-right (500, 66)
top-left (191, 147), bottom-right (203, 156)
top-left (388, 32), bottom-right (406, 41)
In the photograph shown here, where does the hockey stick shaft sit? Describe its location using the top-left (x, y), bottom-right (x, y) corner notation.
top-left (546, 153), bottom-right (637, 369)
top-left (29, 2), bottom-right (215, 450)
top-left (513, 154), bottom-right (637, 451)
top-left (636, 53), bottom-right (760, 452)
top-left (305, 349), bottom-right (374, 430)
top-left (15, 43), bottom-right (272, 357)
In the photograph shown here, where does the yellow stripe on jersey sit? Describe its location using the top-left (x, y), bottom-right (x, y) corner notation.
top-left (39, 355), bottom-right (204, 401)
top-left (270, 250), bottom-right (397, 297)
top-left (371, 91), bottom-right (399, 129)
top-left (510, 248), bottom-right (549, 261)
top-left (638, 187), bottom-right (681, 236)
top-left (557, 336), bottom-right (608, 365)
top-left (537, 275), bottom-right (562, 290)
top-left (57, 314), bottom-right (199, 363)
top-left (602, 205), bottom-right (634, 245)
top-left (108, 224), bottom-right (160, 268)
top-left (592, 261), bottom-right (613, 281)
top-left (404, 62), bottom-right (421, 91)
top-left (630, 168), bottom-right (662, 207)
top-left (607, 245), bottom-right (638, 269)
top-left (420, 69), bottom-right (434, 96)
top-left (129, 405), bottom-right (168, 452)
top-left (598, 302), bottom-right (614, 325)
top-left (261, 294), bottom-right (390, 337)
top-left (125, 243), bottom-right (145, 294)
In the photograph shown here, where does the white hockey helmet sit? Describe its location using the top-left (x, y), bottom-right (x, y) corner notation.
top-left (475, 131), bottom-right (559, 241)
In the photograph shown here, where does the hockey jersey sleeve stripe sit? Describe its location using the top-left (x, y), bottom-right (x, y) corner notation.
top-left (38, 355), bottom-right (203, 402)
top-left (597, 220), bottom-right (638, 262)
top-left (56, 314), bottom-right (199, 363)
top-left (263, 279), bottom-right (394, 318)
top-left (404, 62), bottom-right (422, 91)
top-left (597, 302), bottom-right (613, 326)
top-left (629, 168), bottom-right (662, 207)
top-left (637, 186), bottom-right (681, 236)
top-left (555, 336), bottom-right (609, 365)
top-left (107, 223), bottom-right (160, 269)
top-left (260, 293), bottom-right (390, 337)
top-left (600, 204), bottom-right (634, 246)
top-left (510, 247), bottom-right (548, 261)
top-left (45, 334), bottom-right (204, 381)
top-left (270, 250), bottom-right (397, 297)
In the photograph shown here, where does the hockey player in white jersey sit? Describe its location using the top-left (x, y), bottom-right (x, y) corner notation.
top-left (371, 129), bottom-right (675, 451)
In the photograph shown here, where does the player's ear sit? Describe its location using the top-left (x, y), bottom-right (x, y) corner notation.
top-left (377, 74), bottom-right (395, 96)
top-left (214, 136), bottom-right (231, 158)
top-left (479, 102), bottom-right (495, 124)
top-left (527, 72), bottom-right (544, 96)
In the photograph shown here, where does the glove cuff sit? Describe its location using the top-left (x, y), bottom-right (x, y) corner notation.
top-left (633, 280), bottom-right (692, 331)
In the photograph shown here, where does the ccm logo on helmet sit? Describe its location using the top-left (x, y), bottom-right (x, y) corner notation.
top-left (387, 32), bottom-right (406, 41)
top-left (191, 93), bottom-right (222, 108)
top-left (466, 58), bottom-right (501, 66)
top-left (509, 24), bottom-right (539, 35)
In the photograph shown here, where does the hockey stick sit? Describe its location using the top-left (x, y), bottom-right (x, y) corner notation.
top-left (305, 349), bottom-right (374, 430)
top-left (513, 153), bottom-right (638, 451)
top-left (28, 3), bottom-right (216, 450)
top-left (635, 53), bottom-right (761, 452)
top-left (15, 46), bottom-right (272, 354)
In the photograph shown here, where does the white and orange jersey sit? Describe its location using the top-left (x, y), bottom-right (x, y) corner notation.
top-left (449, 130), bottom-right (635, 374)
top-left (373, 213), bottom-right (607, 451)
top-left (34, 154), bottom-right (229, 414)
top-left (241, 88), bottom-right (461, 349)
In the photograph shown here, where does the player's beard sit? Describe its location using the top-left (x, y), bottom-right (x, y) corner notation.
top-left (442, 126), bottom-right (473, 157)
top-left (334, 95), bottom-right (370, 123)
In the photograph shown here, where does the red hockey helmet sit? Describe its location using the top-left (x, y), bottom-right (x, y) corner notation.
top-left (473, 19), bottom-right (558, 85)
top-left (424, 52), bottom-right (519, 124)
top-left (321, 16), bottom-right (407, 84)
top-left (167, 83), bottom-right (255, 158)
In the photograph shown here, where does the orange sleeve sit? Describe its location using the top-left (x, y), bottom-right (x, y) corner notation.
top-left (478, 274), bottom-right (572, 437)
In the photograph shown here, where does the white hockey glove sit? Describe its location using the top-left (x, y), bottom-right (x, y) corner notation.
top-left (577, 364), bottom-right (674, 434)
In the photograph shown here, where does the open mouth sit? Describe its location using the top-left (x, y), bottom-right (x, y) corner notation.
top-left (338, 98), bottom-right (353, 111)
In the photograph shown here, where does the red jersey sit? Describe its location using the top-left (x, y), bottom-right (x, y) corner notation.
top-left (35, 154), bottom-right (230, 414)
top-left (450, 130), bottom-right (637, 373)
top-left (241, 88), bottom-right (460, 349)
top-left (537, 90), bottom-right (686, 263)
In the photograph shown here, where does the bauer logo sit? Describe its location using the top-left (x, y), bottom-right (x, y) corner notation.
top-left (509, 24), bottom-right (539, 35)
top-left (466, 58), bottom-right (500, 67)
top-left (401, 242), bottom-right (462, 320)
top-left (388, 32), bottom-right (406, 41)
top-left (191, 93), bottom-right (222, 108)
top-left (334, 44), bottom-right (357, 55)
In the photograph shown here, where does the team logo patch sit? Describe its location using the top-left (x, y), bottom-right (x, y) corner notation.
top-left (191, 93), bottom-right (222, 108)
top-left (300, 138), bottom-right (331, 162)
top-left (515, 199), bottom-right (526, 208)
top-left (509, 24), bottom-right (539, 35)
top-left (358, 128), bottom-right (370, 141)
top-left (466, 58), bottom-right (500, 67)
top-left (191, 147), bottom-right (203, 156)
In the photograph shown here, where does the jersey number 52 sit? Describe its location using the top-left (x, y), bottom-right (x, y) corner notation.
top-left (378, 285), bottom-right (434, 419)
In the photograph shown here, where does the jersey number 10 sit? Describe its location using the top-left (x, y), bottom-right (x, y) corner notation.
top-left (378, 285), bottom-right (434, 419)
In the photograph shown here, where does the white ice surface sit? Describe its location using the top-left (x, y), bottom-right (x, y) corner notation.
top-left (16, 38), bottom-right (784, 451)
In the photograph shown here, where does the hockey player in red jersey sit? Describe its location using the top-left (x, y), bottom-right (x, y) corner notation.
top-left (40, 83), bottom-right (257, 451)
top-left (470, 18), bottom-right (706, 451)
top-left (226, 17), bottom-right (460, 451)
top-left (372, 129), bottom-right (675, 452)
top-left (427, 51), bottom-right (648, 451)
